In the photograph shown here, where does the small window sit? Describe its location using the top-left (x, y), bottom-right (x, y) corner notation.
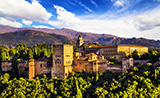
top-left (40, 64), bottom-right (42, 68)
top-left (56, 55), bottom-right (61, 57)
top-left (66, 55), bottom-right (70, 57)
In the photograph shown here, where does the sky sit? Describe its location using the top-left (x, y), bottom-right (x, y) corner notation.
top-left (0, 0), bottom-right (160, 40)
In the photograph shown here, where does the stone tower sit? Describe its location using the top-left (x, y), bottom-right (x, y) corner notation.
top-left (77, 34), bottom-right (84, 47)
top-left (51, 44), bottom-right (73, 79)
top-left (28, 59), bottom-right (35, 79)
top-left (122, 58), bottom-right (133, 72)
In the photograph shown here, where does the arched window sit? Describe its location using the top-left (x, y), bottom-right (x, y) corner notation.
top-left (55, 59), bottom-right (61, 65)
top-left (40, 64), bottom-right (42, 68)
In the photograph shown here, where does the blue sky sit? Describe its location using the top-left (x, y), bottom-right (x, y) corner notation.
top-left (0, 0), bottom-right (160, 39)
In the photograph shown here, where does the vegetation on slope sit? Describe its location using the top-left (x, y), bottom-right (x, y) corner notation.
top-left (0, 30), bottom-right (75, 46)
top-left (0, 26), bottom-right (160, 48)
top-left (0, 62), bottom-right (160, 97)
top-left (0, 43), bottom-right (160, 97)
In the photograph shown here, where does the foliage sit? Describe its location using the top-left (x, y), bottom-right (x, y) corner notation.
top-left (0, 30), bottom-right (75, 47)
top-left (132, 50), bottom-right (139, 60)
top-left (0, 63), bottom-right (160, 97)
top-left (0, 43), bottom-right (160, 97)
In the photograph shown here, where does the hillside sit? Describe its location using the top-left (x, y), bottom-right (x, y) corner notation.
top-left (1, 62), bottom-right (160, 97)
top-left (0, 30), bottom-right (75, 46)
top-left (0, 26), bottom-right (160, 48)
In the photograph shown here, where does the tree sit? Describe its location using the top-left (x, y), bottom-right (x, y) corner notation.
top-left (132, 50), bottom-right (139, 60)
top-left (11, 57), bottom-right (19, 78)
top-left (76, 78), bottom-right (83, 98)
top-left (28, 49), bottom-right (33, 60)
top-left (140, 53), bottom-right (149, 60)
top-left (149, 50), bottom-right (159, 63)
top-left (95, 72), bottom-right (99, 82)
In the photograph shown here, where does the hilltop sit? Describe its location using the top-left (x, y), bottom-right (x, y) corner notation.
top-left (0, 30), bottom-right (75, 46)
top-left (0, 26), bottom-right (160, 48)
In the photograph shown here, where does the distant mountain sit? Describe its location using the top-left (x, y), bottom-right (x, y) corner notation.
top-left (0, 26), bottom-right (160, 48)
top-left (0, 30), bottom-right (75, 46)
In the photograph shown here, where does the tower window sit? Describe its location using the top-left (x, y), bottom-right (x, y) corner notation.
top-left (66, 55), bottom-right (70, 57)
top-left (40, 64), bottom-right (42, 68)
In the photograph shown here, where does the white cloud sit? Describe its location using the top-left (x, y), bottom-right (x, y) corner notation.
top-left (22, 19), bottom-right (33, 26)
top-left (0, 17), bottom-right (22, 27)
top-left (66, 0), bottom-right (76, 6)
top-left (111, 0), bottom-right (127, 7)
top-left (33, 25), bottom-right (54, 29)
top-left (74, 0), bottom-right (93, 13)
top-left (90, 0), bottom-right (98, 8)
top-left (134, 7), bottom-right (160, 31)
top-left (0, 0), bottom-right (52, 22)
top-left (49, 5), bottom-right (160, 40)
top-left (49, 5), bottom-right (81, 28)
top-left (111, 0), bottom-right (130, 14)
top-left (114, 0), bottom-right (125, 7)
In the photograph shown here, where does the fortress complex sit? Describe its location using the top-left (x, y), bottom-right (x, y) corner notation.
top-left (1, 35), bottom-right (149, 79)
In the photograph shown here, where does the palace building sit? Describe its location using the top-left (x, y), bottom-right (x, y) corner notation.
top-left (1, 35), bottom-right (149, 79)
top-left (84, 45), bottom-right (148, 59)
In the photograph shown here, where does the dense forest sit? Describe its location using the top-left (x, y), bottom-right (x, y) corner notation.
top-left (0, 43), bottom-right (160, 97)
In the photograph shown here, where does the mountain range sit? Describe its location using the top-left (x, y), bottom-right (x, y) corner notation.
top-left (0, 26), bottom-right (159, 48)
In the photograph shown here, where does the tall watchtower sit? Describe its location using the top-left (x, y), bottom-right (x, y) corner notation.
top-left (51, 44), bottom-right (73, 79)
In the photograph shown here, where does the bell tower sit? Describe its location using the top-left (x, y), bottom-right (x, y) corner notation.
top-left (77, 34), bottom-right (84, 47)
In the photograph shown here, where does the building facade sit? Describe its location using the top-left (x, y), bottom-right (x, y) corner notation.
top-left (17, 60), bottom-right (28, 74)
top-left (51, 44), bottom-right (73, 79)
top-left (73, 52), bottom-right (109, 73)
top-left (85, 45), bottom-right (148, 59)
top-left (1, 60), bottom-right (12, 71)
top-left (28, 58), bottom-right (52, 79)
top-left (122, 58), bottom-right (134, 72)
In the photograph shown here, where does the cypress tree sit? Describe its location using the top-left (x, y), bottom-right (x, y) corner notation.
top-left (76, 78), bottom-right (82, 98)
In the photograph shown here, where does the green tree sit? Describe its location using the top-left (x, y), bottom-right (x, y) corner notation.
top-left (76, 78), bottom-right (83, 98)
top-left (132, 50), bottom-right (139, 60)
top-left (28, 48), bottom-right (33, 60)
top-left (11, 57), bottom-right (19, 78)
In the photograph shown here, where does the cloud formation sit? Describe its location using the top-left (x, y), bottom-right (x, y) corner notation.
top-left (111, 0), bottom-right (127, 7)
top-left (22, 19), bottom-right (33, 26)
top-left (49, 5), bottom-right (81, 28)
top-left (0, 17), bottom-right (22, 27)
top-left (50, 5), bottom-right (160, 40)
top-left (74, 0), bottom-right (93, 13)
top-left (134, 7), bottom-right (160, 31)
top-left (0, 0), bottom-right (52, 24)
top-left (90, 0), bottom-right (98, 8)
top-left (33, 25), bottom-right (54, 29)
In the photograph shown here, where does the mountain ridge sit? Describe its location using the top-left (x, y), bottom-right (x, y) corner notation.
top-left (0, 29), bottom-right (75, 46)
top-left (0, 26), bottom-right (159, 48)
